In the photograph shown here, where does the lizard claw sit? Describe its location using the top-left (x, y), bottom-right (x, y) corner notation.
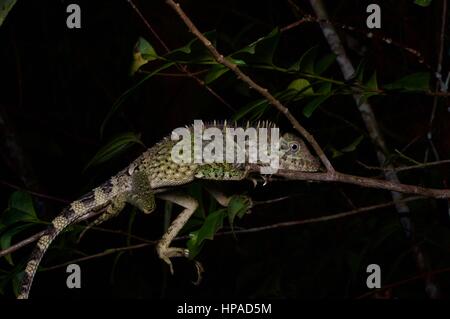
top-left (157, 246), bottom-right (189, 274)
top-left (192, 260), bottom-right (204, 286)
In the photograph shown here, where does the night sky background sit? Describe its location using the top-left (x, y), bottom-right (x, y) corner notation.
top-left (1, 0), bottom-right (450, 299)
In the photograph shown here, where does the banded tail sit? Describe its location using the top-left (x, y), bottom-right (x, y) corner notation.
top-left (17, 206), bottom-right (82, 299)
top-left (17, 176), bottom-right (128, 299)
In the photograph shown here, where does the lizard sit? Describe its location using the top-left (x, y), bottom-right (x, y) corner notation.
top-left (17, 120), bottom-right (321, 299)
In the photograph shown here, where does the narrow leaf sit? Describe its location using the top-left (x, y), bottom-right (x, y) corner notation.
top-left (289, 46), bottom-right (317, 73)
top-left (84, 132), bottom-right (144, 170)
top-left (366, 71), bottom-right (378, 91)
top-left (315, 53), bottom-right (336, 75)
top-left (231, 28), bottom-right (280, 65)
top-left (341, 135), bottom-right (364, 153)
top-left (187, 209), bottom-right (226, 259)
top-left (100, 61), bottom-right (175, 136)
top-left (130, 37), bottom-right (159, 75)
top-left (414, 0), bottom-right (432, 7)
top-left (383, 72), bottom-right (430, 92)
top-left (0, 0), bottom-right (16, 28)
top-left (204, 64), bottom-right (229, 84)
top-left (303, 95), bottom-right (330, 118)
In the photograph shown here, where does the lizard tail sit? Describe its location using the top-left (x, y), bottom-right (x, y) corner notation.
top-left (17, 206), bottom-right (78, 299)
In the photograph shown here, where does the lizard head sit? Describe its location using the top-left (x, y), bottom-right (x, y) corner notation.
top-left (279, 133), bottom-right (321, 172)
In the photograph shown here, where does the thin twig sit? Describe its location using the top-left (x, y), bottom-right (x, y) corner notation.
top-left (427, 0), bottom-right (448, 162)
top-left (127, 0), bottom-right (236, 112)
top-left (0, 180), bottom-right (70, 204)
top-left (357, 159), bottom-right (450, 173)
top-left (165, 0), bottom-right (334, 173)
top-left (39, 195), bottom-right (423, 272)
top-left (138, 70), bottom-right (208, 77)
top-left (41, 243), bottom-right (152, 272)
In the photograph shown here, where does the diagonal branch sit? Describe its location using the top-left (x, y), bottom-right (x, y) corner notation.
top-left (165, 0), bottom-right (335, 173)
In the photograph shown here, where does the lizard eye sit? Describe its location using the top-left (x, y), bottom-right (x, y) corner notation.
top-left (290, 142), bottom-right (299, 152)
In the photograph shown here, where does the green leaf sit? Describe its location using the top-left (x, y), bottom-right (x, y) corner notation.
top-left (287, 79), bottom-right (314, 95)
top-left (303, 95), bottom-right (330, 118)
top-left (232, 98), bottom-right (269, 122)
top-left (12, 272), bottom-right (23, 297)
top-left (414, 0), bottom-right (432, 7)
top-left (354, 60), bottom-right (366, 83)
top-left (365, 71), bottom-right (378, 91)
top-left (84, 132), bottom-right (144, 170)
top-left (130, 37), bottom-right (159, 75)
top-left (315, 53), bottom-right (336, 75)
top-left (302, 82), bottom-right (332, 118)
top-left (0, 224), bottom-right (34, 265)
top-left (187, 209), bottom-right (226, 259)
top-left (204, 64), bottom-right (229, 84)
top-left (341, 135), bottom-right (364, 152)
top-left (100, 61), bottom-right (175, 136)
top-left (289, 46), bottom-right (317, 73)
top-left (329, 135), bottom-right (365, 158)
top-left (231, 28), bottom-right (280, 65)
top-left (0, 0), bottom-right (16, 28)
top-left (383, 72), bottom-right (430, 92)
top-left (8, 191), bottom-right (37, 220)
top-left (227, 195), bottom-right (251, 230)
top-left (165, 31), bottom-right (217, 63)
top-left (1, 191), bottom-right (38, 229)
top-left (329, 146), bottom-right (343, 158)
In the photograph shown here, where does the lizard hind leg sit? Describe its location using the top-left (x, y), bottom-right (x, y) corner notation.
top-left (78, 196), bottom-right (126, 241)
top-left (155, 192), bottom-right (199, 275)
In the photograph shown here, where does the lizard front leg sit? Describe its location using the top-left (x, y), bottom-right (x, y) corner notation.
top-left (155, 192), bottom-right (198, 274)
top-left (77, 196), bottom-right (126, 240)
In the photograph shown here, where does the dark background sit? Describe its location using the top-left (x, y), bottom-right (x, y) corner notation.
top-left (1, 0), bottom-right (450, 299)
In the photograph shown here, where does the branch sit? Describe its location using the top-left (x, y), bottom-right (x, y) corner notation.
top-left (0, 180), bottom-right (70, 204)
top-left (308, 0), bottom-right (439, 297)
top-left (0, 210), bottom-right (103, 258)
top-left (0, 230), bottom-right (47, 258)
top-left (39, 195), bottom-right (424, 272)
top-left (273, 170), bottom-right (450, 198)
top-left (357, 159), bottom-right (450, 173)
top-left (126, 0), bottom-right (236, 113)
top-left (165, 0), bottom-right (334, 173)
top-left (163, 0), bottom-right (450, 202)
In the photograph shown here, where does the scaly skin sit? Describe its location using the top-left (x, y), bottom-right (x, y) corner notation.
top-left (17, 121), bottom-right (320, 299)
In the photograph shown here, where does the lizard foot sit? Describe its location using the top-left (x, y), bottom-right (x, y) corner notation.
top-left (156, 245), bottom-right (189, 274)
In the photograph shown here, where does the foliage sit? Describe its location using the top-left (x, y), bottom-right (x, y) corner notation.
top-left (0, 0), bottom-right (446, 299)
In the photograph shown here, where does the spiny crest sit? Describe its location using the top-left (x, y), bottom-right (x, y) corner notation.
top-left (197, 120), bottom-right (278, 131)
